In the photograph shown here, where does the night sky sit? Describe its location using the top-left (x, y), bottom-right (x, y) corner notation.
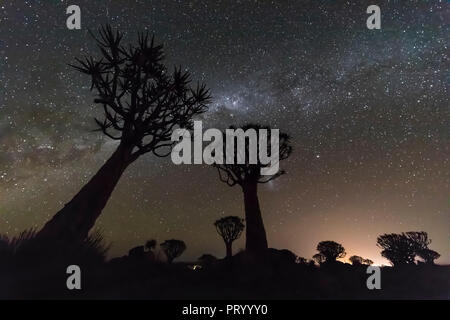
top-left (0, 0), bottom-right (448, 265)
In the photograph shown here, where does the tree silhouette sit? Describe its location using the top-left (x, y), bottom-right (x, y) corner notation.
top-left (214, 216), bottom-right (245, 259)
top-left (312, 253), bottom-right (326, 265)
top-left (213, 124), bottom-right (292, 253)
top-left (377, 233), bottom-right (416, 266)
top-left (349, 255), bottom-right (373, 266)
top-left (37, 25), bottom-right (210, 243)
top-left (417, 248), bottom-right (440, 265)
top-left (377, 231), bottom-right (435, 266)
top-left (316, 241), bottom-right (346, 263)
top-left (349, 255), bottom-right (364, 265)
top-left (160, 239), bottom-right (186, 263)
top-left (296, 257), bottom-right (308, 265)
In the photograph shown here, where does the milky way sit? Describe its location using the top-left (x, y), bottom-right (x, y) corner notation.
top-left (0, 1), bottom-right (449, 265)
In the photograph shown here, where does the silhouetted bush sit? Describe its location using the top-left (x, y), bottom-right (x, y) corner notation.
top-left (349, 255), bottom-right (373, 266)
top-left (160, 239), bottom-right (186, 263)
top-left (0, 229), bottom-right (109, 299)
top-left (296, 257), bottom-right (308, 265)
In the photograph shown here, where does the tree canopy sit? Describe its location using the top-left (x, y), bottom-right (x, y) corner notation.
top-left (214, 216), bottom-right (245, 258)
top-left (72, 25), bottom-right (210, 159)
top-left (316, 241), bottom-right (346, 263)
top-left (377, 231), bottom-right (438, 266)
top-left (160, 239), bottom-right (186, 263)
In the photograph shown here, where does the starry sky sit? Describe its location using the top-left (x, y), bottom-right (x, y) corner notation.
top-left (0, 0), bottom-right (449, 265)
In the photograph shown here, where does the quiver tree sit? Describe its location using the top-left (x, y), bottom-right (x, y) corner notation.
top-left (214, 216), bottom-right (245, 258)
top-left (316, 241), bottom-right (346, 263)
top-left (213, 124), bottom-right (292, 253)
top-left (160, 239), bottom-right (186, 263)
top-left (377, 233), bottom-right (416, 266)
top-left (377, 231), bottom-right (438, 266)
top-left (37, 25), bottom-right (210, 243)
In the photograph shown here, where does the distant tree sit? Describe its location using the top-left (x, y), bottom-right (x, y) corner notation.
top-left (160, 239), bottom-right (186, 263)
top-left (213, 124), bottom-right (292, 253)
top-left (296, 257), bottom-right (308, 265)
top-left (377, 231), bottom-right (435, 266)
top-left (349, 255), bottom-right (373, 266)
top-left (214, 216), bottom-right (245, 259)
top-left (377, 233), bottom-right (416, 266)
top-left (297, 256), bottom-right (316, 267)
top-left (417, 248), bottom-right (440, 265)
top-left (313, 253), bottom-right (326, 265)
top-left (349, 255), bottom-right (364, 265)
top-left (316, 241), bottom-right (346, 263)
top-left (37, 25), bottom-right (210, 243)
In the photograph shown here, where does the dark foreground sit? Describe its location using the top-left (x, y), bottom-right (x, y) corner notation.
top-left (0, 242), bottom-right (448, 300)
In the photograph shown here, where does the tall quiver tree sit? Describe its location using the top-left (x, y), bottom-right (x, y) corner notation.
top-left (213, 124), bottom-right (292, 253)
top-left (37, 25), bottom-right (210, 243)
top-left (214, 216), bottom-right (245, 258)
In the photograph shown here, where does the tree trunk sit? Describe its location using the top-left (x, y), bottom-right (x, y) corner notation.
top-left (36, 142), bottom-right (135, 243)
top-left (242, 182), bottom-right (268, 253)
top-left (225, 241), bottom-right (233, 259)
